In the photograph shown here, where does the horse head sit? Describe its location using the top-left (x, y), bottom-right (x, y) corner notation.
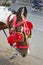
top-left (7, 6), bottom-right (30, 57)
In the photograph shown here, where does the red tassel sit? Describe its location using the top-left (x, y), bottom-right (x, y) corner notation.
top-left (7, 35), bottom-right (14, 44)
top-left (27, 21), bottom-right (33, 30)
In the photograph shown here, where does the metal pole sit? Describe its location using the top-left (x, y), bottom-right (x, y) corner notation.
top-left (3, 29), bottom-right (8, 38)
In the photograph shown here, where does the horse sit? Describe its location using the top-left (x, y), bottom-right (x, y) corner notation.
top-left (0, 6), bottom-right (33, 57)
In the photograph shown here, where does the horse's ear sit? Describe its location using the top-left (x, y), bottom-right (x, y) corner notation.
top-left (23, 6), bottom-right (27, 18)
top-left (16, 7), bottom-right (23, 21)
top-left (16, 7), bottom-right (23, 17)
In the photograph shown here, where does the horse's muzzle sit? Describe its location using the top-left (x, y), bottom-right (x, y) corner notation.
top-left (22, 48), bottom-right (30, 57)
top-left (22, 54), bottom-right (27, 57)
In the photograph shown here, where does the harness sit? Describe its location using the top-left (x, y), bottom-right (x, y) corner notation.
top-left (7, 14), bottom-right (30, 49)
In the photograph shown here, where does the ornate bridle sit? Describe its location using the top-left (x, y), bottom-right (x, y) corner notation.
top-left (7, 14), bottom-right (31, 49)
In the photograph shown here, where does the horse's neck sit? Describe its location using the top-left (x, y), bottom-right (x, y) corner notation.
top-left (0, 6), bottom-right (12, 24)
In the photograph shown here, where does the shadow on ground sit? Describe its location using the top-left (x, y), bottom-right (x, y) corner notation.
top-left (0, 56), bottom-right (13, 65)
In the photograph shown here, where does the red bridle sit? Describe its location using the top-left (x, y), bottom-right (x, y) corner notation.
top-left (13, 42), bottom-right (30, 49)
top-left (7, 15), bottom-right (30, 49)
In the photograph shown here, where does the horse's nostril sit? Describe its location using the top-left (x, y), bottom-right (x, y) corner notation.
top-left (22, 54), bottom-right (26, 57)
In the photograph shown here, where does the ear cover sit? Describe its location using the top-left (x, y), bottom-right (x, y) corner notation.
top-left (24, 21), bottom-right (30, 36)
top-left (14, 32), bottom-right (24, 42)
top-left (27, 21), bottom-right (33, 30)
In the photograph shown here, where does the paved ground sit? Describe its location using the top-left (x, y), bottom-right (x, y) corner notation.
top-left (0, 3), bottom-right (43, 65)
